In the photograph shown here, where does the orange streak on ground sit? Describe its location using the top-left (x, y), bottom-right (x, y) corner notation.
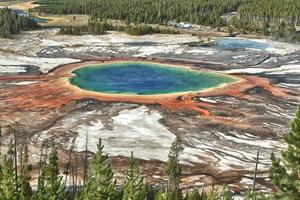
top-left (0, 59), bottom-right (296, 117)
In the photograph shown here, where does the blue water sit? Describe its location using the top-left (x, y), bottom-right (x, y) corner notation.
top-left (215, 38), bottom-right (269, 51)
top-left (70, 62), bottom-right (237, 95)
top-left (12, 9), bottom-right (48, 24)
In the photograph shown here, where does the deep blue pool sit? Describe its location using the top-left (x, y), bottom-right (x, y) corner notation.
top-left (70, 62), bottom-right (237, 95)
top-left (12, 9), bottom-right (48, 24)
top-left (215, 38), bottom-right (269, 51)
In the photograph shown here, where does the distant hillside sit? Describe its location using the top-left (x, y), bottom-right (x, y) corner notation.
top-left (0, 8), bottom-right (40, 38)
top-left (32, 0), bottom-right (300, 40)
top-left (236, 0), bottom-right (300, 26)
top-left (32, 0), bottom-right (250, 27)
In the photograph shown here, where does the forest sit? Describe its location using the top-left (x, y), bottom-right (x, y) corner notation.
top-left (59, 21), bottom-right (180, 36)
top-left (32, 0), bottom-right (300, 40)
top-left (33, 0), bottom-right (300, 27)
top-left (0, 8), bottom-right (40, 38)
top-left (0, 107), bottom-right (300, 200)
top-left (236, 0), bottom-right (300, 26)
top-left (231, 0), bottom-right (300, 40)
top-left (32, 0), bottom-right (249, 27)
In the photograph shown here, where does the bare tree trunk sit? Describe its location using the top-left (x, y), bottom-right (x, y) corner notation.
top-left (0, 126), bottom-right (2, 160)
top-left (38, 142), bottom-right (45, 176)
top-left (75, 146), bottom-right (78, 193)
top-left (252, 149), bottom-right (260, 199)
top-left (13, 128), bottom-right (19, 198)
top-left (83, 132), bottom-right (89, 184)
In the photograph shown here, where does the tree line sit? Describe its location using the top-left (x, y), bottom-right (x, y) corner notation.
top-left (59, 21), bottom-right (180, 36)
top-left (230, 0), bottom-right (300, 41)
top-left (0, 106), bottom-right (300, 199)
top-left (236, 0), bottom-right (300, 27)
top-left (32, 0), bottom-right (250, 27)
top-left (33, 0), bottom-right (300, 40)
top-left (0, 8), bottom-right (40, 38)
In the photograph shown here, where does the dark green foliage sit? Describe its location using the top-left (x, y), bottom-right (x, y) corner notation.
top-left (230, 0), bottom-right (300, 40)
top-left (269, 106), bottom-right (300, 200)
top-left (145, 184), bottom-right (159, 200)
top-left (120, 25), bottom-right (180, 36)
top-left (166, 140), bottom-right (183, 200)
top-left (32, 144), bottom-right (67, 200)
top-left (77, 139), bottom-right (116, 200)
top-left (274, 22), bottom-right (300, 41)
top-left (32, 0), bottom-right (249, 27)
top-left (59, 21), bottom-right (113, 35)
top-left (0, 139), bottom-right (17, 200)
top-left (186, 189), bottom-right (203, 200)
top-left (245, 190), bottom-right (272, 200)
top-left (0, 8), bottom-right (40, 38)
top-left (18, 145), bottom-right (32, 200)
top-left (122, 152), bottom-right (146, 200)
top-left (219, 187), bottom-right (233, 200)
top-left (0, 155), bottom-right (18, 200)
top-left (59, 22), bottom-right (179, 36)
top-left (36, 0), bottom-right (300, 40)
top-left (236, 0), bottom-right (300, 27)
top-left (59, 27), bottom-right (82, 35)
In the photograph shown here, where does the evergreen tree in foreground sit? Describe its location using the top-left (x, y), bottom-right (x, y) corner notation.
top-left (165, 140), bottom-right (183, 200)
top-left (186, 189), bottom-right (203, 200)
top-left (18, 144), bottom-right (32, 200)
top-left (269, 106), bottom-right (300, 199)
top-left (0, 139), bottom-right (18, 200)
top-left (77, 139), bottom-right (116, 200)
top-left (0, 155), bottom-right (18, 200)
top-left (122, 152), bottom-right (145, 200)
top-left (32, 144), bottom-right (67, 200)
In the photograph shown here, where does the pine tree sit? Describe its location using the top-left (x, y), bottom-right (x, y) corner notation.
top-left (122, 152), bottom-right (145, 200)
top-left (32, 144), bottom-right (67, 200)
top-left (145, 184), bottom-right (157, 200)
top-left (0, 154), bottom-right (18, 200)
top-left (165, 140), bottom-right (183, 200)
top-left (269, 106), bottom-right (300, 199)
top-left (77, 138), bottom-right (116, 200)
top-left (18, 144), bottom-right (32, 200)
top-left (186, 189), bottom-right (203, 200)
top-left (219, 187), bottom-right (233, 200)
top-left (154, 190), bottom-right (168, 200)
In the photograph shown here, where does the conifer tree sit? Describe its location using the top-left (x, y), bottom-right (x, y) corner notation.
top-left (77, 138), bottom-right (116, 200)
top-left (269, 106), bottom-right (300, 199)
top-left (33, 146), bottom-right (47, 200)
top-left (165, 140), bottom-right (183, 200)
top-left (18, 144), bottom-right (32, 200)
top-left (154, 190), bottom-right (168, 200)
top-left (122, 152), bottom-right (145, 200)
top-left (186, 189), bottom-right (203, 200)
top-left (33, 174), bottom-right (47, 200)
top-left (145, 184), bottom-right (158, 200)
top-left (32, 144), bottom-right (67, 200)
top-left (0, 153), bottom-right (18, 200)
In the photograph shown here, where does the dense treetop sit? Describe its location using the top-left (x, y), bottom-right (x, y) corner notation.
top-left (59, 21), bottom-right (180, 36)
top-left (33, 0), bottom-right (300, 27)
top-left (33, 0), bottom-right (250, 26)
top-left (237, 0), bottom-right (300, 26)
top-left (0, 8), bottom-right (40, 38)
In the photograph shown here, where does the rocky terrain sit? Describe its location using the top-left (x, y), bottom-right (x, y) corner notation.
top-left (0, 28), bottom-right (300, 195)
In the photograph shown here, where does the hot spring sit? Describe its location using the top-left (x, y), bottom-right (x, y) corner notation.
top-left (70, 62), bottom-right (237, 95)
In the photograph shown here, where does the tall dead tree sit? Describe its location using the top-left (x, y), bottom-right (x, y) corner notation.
top-left (83, 132), bottom-right (89, 184)
top-left (252, 148), bottom-right (260, 199)
top-left (12, 126), bottom-right (19, 195)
